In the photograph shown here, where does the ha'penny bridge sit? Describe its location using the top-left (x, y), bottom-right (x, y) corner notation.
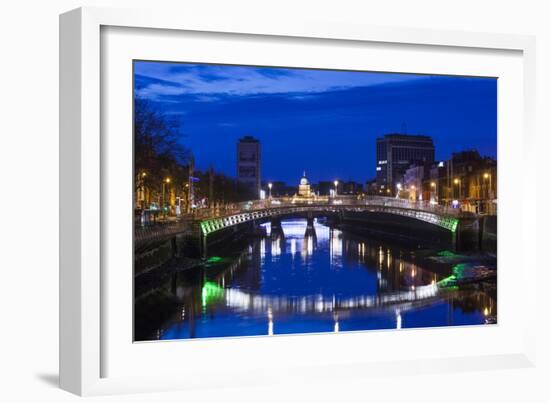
top-left (199, 196), bottom-right (460, 235)
top-left (135, 196), bottom-right (487, 257)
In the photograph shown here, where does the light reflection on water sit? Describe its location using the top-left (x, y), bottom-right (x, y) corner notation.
top-left (137, 219), bottom-right (496, 341)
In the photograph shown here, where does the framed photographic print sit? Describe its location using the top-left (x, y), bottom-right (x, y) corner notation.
top-left (60, 7), bottom-right (537, 396)
top-left (133, 60), bottom-right (497, 342)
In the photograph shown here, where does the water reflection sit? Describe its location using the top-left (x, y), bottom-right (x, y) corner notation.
top-left (330, 228), bottom-right (343, 267)
top-left (135, 218), bottom-right (496, 341)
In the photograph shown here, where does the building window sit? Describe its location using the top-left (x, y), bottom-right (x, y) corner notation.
top-left (239, 151), bottom-right (256, 162)
top-left (238, 166), bottom-right (256, 177)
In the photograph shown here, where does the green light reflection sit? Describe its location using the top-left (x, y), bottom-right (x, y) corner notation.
top-left (201, 281), bottom-right (224, 307)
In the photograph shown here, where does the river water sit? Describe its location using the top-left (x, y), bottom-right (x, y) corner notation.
top-left (135, 218), bottom-right (496, 341)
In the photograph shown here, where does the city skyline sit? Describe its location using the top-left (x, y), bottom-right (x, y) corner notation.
top-left (134, 61), bottom-right (497, 184)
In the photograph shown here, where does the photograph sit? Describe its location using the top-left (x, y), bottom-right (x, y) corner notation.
top-left (133, 61), bottom-right (497, 341)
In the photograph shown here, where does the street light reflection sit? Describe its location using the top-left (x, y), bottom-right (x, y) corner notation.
top-left (396, 309), bottom-right (402, 329)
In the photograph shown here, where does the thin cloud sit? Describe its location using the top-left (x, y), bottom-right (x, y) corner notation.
top-left (134, 61), bottom-right (423, 101)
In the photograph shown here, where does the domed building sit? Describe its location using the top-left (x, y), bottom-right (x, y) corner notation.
top-left (298, 171), bottom-right (313, 198)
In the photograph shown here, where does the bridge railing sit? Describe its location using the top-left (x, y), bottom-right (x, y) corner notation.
top-left (196, 195), bottom-right (469, 220)
top-left (134, 219), bottom-right (196, 245)
top-left (363, 196), bottom-right (466, 217)
top-left (134, 196), bottom-right (469, 243)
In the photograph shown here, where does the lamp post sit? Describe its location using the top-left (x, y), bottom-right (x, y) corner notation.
top-left (184, 183), bottom-right (189, 214)
top-left (140, 172), bottom-right (147, 209)
top-left (430, 181), bottom-right (437, 203)
top-left (334, 180), bottom-right (339, 197)
top-left (162, 177), bottom-right (171, 218)
top-left (483, 172), bottom-right (492, 214)
top-left (483, 172), bottom-right (492, 199)
top-left (453, 178), bottom-right (461, 200)
top-left (268, 182), bottom-right (272, 199)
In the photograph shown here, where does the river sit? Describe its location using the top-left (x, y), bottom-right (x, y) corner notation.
top-left (135, 218), bottom-right (496, 341)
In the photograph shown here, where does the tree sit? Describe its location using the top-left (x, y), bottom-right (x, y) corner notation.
top-left (134, 99), bottom-right (192, 209)
top-left (193, 170), bottom-right (256, 204)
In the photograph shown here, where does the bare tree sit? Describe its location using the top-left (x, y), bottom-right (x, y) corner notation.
top-left (134, 99), bottom-right (192, 208)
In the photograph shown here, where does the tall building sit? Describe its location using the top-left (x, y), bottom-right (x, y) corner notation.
top-left (376, 134), bottom-right (435, 194)
top-left (237, 135), bottom-right (261, 198)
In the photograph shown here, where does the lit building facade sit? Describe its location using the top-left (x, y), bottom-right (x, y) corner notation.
top-left (297, 171), bottom-right (313, 198)
top-left (376, 134), bottom-right (435, 195)
top-left (237, 135), bottom-right (261, 198)
top-left (429, 150), bottom-right (497, 213)
top-left (403, 164), bottom-right (427, 201)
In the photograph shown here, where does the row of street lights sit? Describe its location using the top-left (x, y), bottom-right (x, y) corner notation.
top-left (139, 174), bottom-right (196, 217)
top-left (397, 172), bottom-right (492, 202)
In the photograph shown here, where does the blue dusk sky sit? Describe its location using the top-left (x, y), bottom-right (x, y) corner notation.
top-left (134, 61), bottom-right (497, 184)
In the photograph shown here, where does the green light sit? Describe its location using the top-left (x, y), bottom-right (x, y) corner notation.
top-left (450, 219), bottom-right (458, 233)
top-left (437, 263), bottom-right (470, 289)
top-left (207, 256), bottom-right (223, 263)
top-left (201, 220), bottom-right (216, 235)
top-left (437, 275), bottom-right (457, 288)
top-left (437, 250), bottom-right (457, 257)
top-left (201, 281), bottom-right (224, 307)
top-left (451, 263), bottom-right (469, 279)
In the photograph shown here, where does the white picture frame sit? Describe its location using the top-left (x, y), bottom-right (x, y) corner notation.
top-left (60, 6), bottom-right (537, 396)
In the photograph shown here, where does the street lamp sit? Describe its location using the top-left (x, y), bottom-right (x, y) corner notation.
top-left (334, 180), bottom-right (339, 197)
top-left (140, 172), bottom-right (147, 209)
top-left (268, 182), bottom-right (273, 199)
top-left (453, 178), bottom-right (461, 200)
top-left (483, 172), bottom-right (492, 199)
top-left (483, 172), bottom-right (493, 214)
top-left (162, 177), bottom-right (171, 217)
top-left (430, 181), bottom-right (437, 203)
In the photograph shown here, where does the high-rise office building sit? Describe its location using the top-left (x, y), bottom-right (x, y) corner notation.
top-left (237, 135), bottom-right (261, 198)
top-left (376, 134), bottom-right (435, 194)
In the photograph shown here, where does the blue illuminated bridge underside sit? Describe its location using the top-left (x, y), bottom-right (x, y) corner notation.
top-left (200, 197), bottom-right (461, 237)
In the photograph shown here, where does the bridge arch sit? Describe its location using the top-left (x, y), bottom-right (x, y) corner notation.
top-left (200, 201), bottom-right (460, 237)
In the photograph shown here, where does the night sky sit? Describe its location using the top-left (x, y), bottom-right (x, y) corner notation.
top-left (134, 61), bottom-right (497, 184)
